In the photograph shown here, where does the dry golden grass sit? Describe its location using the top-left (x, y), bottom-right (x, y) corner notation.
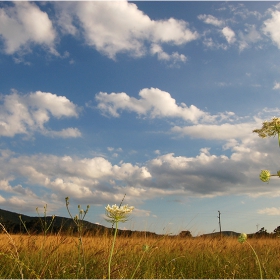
top-left (1, 232), bottom-right (280, 278)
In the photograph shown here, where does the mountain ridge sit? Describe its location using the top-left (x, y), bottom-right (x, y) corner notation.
top-left (0, 208), bottom-right (160, 237)
top-left (0, 208), bottom-right (244, 237)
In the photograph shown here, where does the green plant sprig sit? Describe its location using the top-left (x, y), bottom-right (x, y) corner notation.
top-left (65, 197), bottom-right (90, 279)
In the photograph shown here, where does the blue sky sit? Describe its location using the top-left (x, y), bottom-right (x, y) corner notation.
top-left (1, 1), bottom-right (280, 236)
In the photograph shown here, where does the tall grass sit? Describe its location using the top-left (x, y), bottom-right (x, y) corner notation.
top-left (1, 232), bottom-right (280, 279)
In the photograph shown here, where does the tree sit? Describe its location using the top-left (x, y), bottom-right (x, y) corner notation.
top-left (178, 230), bottom-right (192, 237)
top-left (255, 227), bottom-right (268, 236)
top-left (273, 225), bottom-right (280, 235)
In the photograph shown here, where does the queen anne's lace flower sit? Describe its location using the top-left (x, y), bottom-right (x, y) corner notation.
top-left (259, 170), bottom-right (271, 183)
top-left (105, 204), bottom-right (134, 223)
top-left (238, 233), bottom-right (247, 243)
top-left (253, 117), bottom-right (280, 146)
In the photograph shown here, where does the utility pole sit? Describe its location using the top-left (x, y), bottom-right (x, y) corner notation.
top-left (217, 210), bottom-right (222, 239)
top-left (256, 224), bottom-right (259, 232)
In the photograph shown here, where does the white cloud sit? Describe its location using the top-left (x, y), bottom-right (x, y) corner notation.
top-left (0, 90), bottom-right (80, 137)
top-left (42, 128), bottom-right (82, 138)
top-left (171, 122), bottom-right (257, 140)
top-left (222, 26), bottom-right (236, 44)
top-left (132, 208), bottom-right (151, 217)
top-left (0, 195), bottom-right (5, 203)
top-left (198, 14), bottom-right (224, 27)
top-left (0, 151), bottom-right (153, 208)
top-left (263, 10), bottom-right (280, 49)
top-left (202, 37), bottom-right (228, 50)
top-left (146, 151), bottom-right (248, 196)
top-left (28, 91), bottom-right (79, 118)
top-left (54, 1), bottom-right (198, 60)
top-left (0, 2), bottom-right (56, 55)
top-left (96, 87), bottom-right (207, 123)
top-left (238, 24), bottom-right (262, 51)
top-left (1, 122), bottom-right (280, 212)
top-left (273, 82), bottom-right (280, 90)
top-left (150, 43), bottom-right (187, 65)
top-left (258, 207), bottom-right (280, 215)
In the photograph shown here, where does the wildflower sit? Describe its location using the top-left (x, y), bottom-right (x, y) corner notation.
top-left (105, 201), bottom-right (134, 279)
top-left (238, 232), bottom-right (263, 279)
top-left (105, 204), bottom-right (134, 224)
top-left (238, 233), bottom-right (247, 243)
top-left (259, 170), bottom-right (271, 183)
top-left (253, 117), bottom-right (280, 147)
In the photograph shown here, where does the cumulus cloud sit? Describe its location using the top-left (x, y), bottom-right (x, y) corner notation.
top-left (96, 87), bottom-right (208, 123)
top-left (0, 90), bottom-right (80, 137)
top-left (146, 151), bottom-right (248, 195)
top-left (0, 152), bottom-right (152, 208)
top-left (1, 123), bottom-right (280, 213)
top-left (54, 1), bottom-right (198, 61)
top-left (95, 88), bottom-right (240, 126)
top-left (222, 26), bottom-right (236, 44)
top-left (198, 14), bottom-right (224, 27)
top-left (0, 2), bottom-right (56, 55)
top-left (263, 10), bottom-right (280, 49)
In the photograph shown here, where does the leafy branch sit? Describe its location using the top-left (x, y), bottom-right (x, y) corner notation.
top-left (253, 117), bottom-right (280, 182)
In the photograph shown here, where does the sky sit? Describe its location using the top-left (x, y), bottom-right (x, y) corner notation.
top-left (1, 1), bottom-right (280, 236)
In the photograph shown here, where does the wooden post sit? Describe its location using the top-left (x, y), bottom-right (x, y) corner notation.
top-left (218, 210), bottom-right (221, 238)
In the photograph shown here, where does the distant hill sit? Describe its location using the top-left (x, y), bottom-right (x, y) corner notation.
top-left (0, 208), bottom-right (159, 237)
top-left (197, 231), bottom-right (241, 238)
top-left (0, 208), bottom-right (106, 234)
top-left (1, 208), bottom-right (260, 238)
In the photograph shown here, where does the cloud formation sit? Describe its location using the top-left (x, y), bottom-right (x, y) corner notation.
top-left (198, 14), bottom-right (224, 27)
top-left (96, 87), bottom-right (209, 123)
top-left (258, 207), bottom-right (280, 215)
top-left (171, 121), bottom-right (258, 140)
top-left (54, 1), bottom-right (198, 62)
top-left (263, 10), bottom-right (280, 49)
top-left (1, 125), bottom-right (280, 213)
top-left (0, 2), bottom-right (56, 55)
top-left (1, 1), bottom-right (280, 62)
top-left (0, 90), bottom-right (81, 137)
top-left (95, 87), bottom-right (240, 127)
top-left (222, 27), bottom-right (236, 44)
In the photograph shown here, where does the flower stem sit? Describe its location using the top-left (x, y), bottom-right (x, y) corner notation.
top-left (131, 251), bottom-right (145, 279)
top-left (246, 241), bottom-right (263, 279)
top-left (108, 222), bottom-right (118, 280)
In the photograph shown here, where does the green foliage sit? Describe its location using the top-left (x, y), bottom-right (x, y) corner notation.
top-left (253, 117), bottom-right (280, 146)
top-left (253, 117), bottom-right (280, 181)
top-left (65, 197), bottom-right (90, 279)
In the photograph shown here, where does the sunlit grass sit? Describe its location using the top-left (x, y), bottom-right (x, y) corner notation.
top-left (1, 232), bottom-right (280, 279)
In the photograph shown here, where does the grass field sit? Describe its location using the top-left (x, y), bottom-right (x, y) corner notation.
top-left (1, 231), bottom-right (280, 279)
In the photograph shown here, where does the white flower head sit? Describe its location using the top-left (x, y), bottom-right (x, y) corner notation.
top-left (105, 204), bottom-right (134, 224)
top-left (238, 233), bottom-right (247, 243)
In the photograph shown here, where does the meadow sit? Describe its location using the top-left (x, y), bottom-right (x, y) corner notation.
top-left (1, 231), bottom-right (280, 279)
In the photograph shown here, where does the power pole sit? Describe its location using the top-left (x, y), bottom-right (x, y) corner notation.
top-left (217, 210), bottom-right (222, 239)
top-left (256, 224), bottom-right (259, 232)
